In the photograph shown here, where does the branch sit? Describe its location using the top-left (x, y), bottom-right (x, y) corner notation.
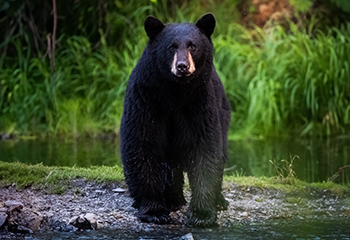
top-left (51, 0), bottom-right (57, 72)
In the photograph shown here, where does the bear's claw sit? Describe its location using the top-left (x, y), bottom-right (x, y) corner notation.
top-left (136, 212), bottom-right (171, 224)
top-left (216, 193), bottom-right (229, 211)
top-left (187, 209), bottom-right (217, 227)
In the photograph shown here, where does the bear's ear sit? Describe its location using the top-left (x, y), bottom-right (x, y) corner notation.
top-left (196, 13), bottom-right (216, 38)
top-left (144, 16), bottom-right (165, 40)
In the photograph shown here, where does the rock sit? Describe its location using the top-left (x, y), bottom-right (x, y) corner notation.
top-left (180, 233), bottom-right (196, 240)
top-left (5, 200), bottom-right (24, 210)
top-left (112, 188), bottom-right (126, 193)
top-left (0, 200), bottom-right (43, 233)
top-left (69, 215), bottom-right (89, 229)
top-left (69, 213), bottom-right (100, 230)
top-left (16, 225), bottom-right (33, 234)
top-left (0, 133), bottom-right (11, 140)
top-left (241, 212), bottom-right (249, 217)
top-left (84, 213), bottom-right (98, 230)
top-left (18, 210), bottom-right (43, 231)
top-left (0, 212), bottom-right (7, 227)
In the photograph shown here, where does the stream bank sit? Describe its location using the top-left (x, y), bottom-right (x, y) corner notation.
top-left (1, 179), bottom-right (350, 239)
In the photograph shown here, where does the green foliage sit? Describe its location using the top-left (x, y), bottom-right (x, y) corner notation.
top-left (0, 33), bottom-right (137, 136)
top-left (1, 0), bottom-right (350, 138)
top-left (286, 197), bottom-right (305, 204)
top-left (0, 0), bottom-right (240, 137)
top-left (215, 22), bottom-right (350, 138)
top-left (328, 0), bottom-right (350, 12)
top-left (0, 38), bottom-right (53, 134)
top-left (289, 0), bottom-right (313, 14)
top-left (224, 175), bottom-right (350, 195)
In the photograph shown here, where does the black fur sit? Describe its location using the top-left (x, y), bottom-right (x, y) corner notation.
top-left (120, 13), bottom-right (231, 227)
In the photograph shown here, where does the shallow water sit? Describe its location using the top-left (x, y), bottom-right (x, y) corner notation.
top-left (0, 136), bottom-right (350, 183)
top-left (0, 138), bottom-right (121, 167)
top-left (33, 218), bottom-right (350, 239)
top-left (227, 136), bottom-right (350, 183)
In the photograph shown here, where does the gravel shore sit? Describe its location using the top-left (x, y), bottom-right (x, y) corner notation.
top-left (1, 179), bottom-right (349, 239)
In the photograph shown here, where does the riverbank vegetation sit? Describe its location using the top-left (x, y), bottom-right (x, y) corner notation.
top-left (1, 0), bottom-right (350, 139)
top-left (0, 160), bottom-right (349, 195)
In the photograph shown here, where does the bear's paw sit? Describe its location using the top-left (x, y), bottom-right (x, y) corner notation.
top-left (188, 209), bottom-right (217, 227)
top-left (136, 212), bottom-right (171, 224)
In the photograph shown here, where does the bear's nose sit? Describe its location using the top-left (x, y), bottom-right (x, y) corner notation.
top-left (177, 61), bottom-right (189, 72)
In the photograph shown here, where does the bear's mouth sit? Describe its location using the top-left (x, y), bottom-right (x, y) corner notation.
top-left (173, 72), bottom-right (195, 83)
top-left (175, 71), bottom-right (194, 78)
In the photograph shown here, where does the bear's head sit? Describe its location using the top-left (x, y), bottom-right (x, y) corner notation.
top-left (144, 13), bottom-right (215, 83)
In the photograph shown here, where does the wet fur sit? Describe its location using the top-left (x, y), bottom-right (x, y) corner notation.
top-left (120, 13), bottom-right (231, 227)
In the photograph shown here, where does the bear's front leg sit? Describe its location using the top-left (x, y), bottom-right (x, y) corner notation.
top-left (122, 149), bottom-right (172, 224)
top-left (187, 152), bottom-right (226, 227)
top-left (120, 108), bottom-right (173, 224)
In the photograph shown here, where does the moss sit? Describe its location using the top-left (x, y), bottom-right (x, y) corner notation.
top-left (1, 161), bottom-right (349, 196)
top-left (224, 175), bottom-right (350, 197)
top-left (0, 161), bottom-right (124, 190)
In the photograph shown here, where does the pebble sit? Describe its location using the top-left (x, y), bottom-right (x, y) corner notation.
top-left (180, 233), bottom-right (195, 240)
top-left (112, 188), bottom-right (126, 193)
top-left (241, 212), bottom-right (249, 217)
top-left (5, 200), bottom-right (24, 209)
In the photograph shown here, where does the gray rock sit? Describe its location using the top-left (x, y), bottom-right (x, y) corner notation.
top-left (180, 233), bottom-right (195, 240)
top-left (0, 133), bottom-right (10, 140)
top-left (0, 212), bottom-right (7, 227)
top-left (18, 210), bottom-right (43, 231)
top-left (69, 213), bottom-right (100, 230)
top-left (112, 188), bottom-right (126, 193)
top-left (16, 225), bottom-right (33, 234)
top-left (5, 200), bottom-right (24, 210)
top-left (69, 215), bottom-right (90, 229)
top-left (84, 213), bottom-right (98, 230)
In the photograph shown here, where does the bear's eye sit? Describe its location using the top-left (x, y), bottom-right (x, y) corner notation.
top-left (189, 44), bottom-right (196, 51)
top-left (168, 44), bottom-right (177, 51)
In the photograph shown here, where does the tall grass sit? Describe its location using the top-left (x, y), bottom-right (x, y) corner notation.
top-left (0, 0), bottom-right (241, 137)
top-left (215, 22), bottom-right (350, 138)
top-left (51, 35), bottom-right (144, 137)
top-left (0, 33), bottom-right (145, 136)
top-left (0, 1), bottom-right (349, 138)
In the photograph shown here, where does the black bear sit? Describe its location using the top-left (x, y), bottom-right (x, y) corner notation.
top-left (120, 13), bottom-right (231, 227)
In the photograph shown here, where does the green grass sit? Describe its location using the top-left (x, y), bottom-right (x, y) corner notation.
top-left (0, 161), bottom-right (124, 193)
top-left (286, 197), bottom-right (305, 205)
top-left (215, 22), bottom-right (350, 138)
top-left (1, 160), bottom-right (348, 196)
top-left (224, 175), bottom-right (350, 197)
top-left (0, 35), bottom-right (131, 136)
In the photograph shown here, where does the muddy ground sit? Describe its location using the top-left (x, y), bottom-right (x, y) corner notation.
top-left (1, 179), bottom-right (350, 239)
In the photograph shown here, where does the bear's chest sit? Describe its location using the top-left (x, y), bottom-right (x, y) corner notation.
top-left (167, 104), bottom-right (220, 147)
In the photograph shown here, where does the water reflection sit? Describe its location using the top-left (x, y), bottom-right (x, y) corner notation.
top-left (0, 138), bottom-right (121, 167)
top-left (0, 137), bottom-right (349, 183)
top-left (227, 136), bottom-right (350, 183)
top-left (32, 218), bottom-right (350, 239)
